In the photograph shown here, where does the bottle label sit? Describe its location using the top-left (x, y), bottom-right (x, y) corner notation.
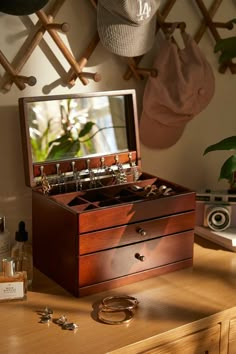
top-left (0, 282), bottom-right (24, 300)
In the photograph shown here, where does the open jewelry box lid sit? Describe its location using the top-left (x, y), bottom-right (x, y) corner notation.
top-left (18, 89), bottom-right (141, 189)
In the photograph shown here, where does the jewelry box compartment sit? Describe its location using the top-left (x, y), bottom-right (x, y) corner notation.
top-left (48, 172), bottom-right (158, 210)
top-left (51, 174), bottom-right (180, 208)
top-left (47, 174), bottom-right (195, 233)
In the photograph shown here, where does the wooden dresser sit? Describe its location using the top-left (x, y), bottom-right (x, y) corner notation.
top-left (1, 237), bottom-right (236, 354)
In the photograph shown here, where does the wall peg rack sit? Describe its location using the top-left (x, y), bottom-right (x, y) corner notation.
top-left (0, 0), bottom-right (101, 92)
top-left (1, 0), bottom-right (235, 92)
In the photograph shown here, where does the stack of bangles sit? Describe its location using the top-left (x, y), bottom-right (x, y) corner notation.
top-left (97, 295), bottom-right (139, 325)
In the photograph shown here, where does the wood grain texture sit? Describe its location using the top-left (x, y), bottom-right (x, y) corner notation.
top-left (79, 231), bottom-right (193, 287)
top-left (1, 239), bottom-right (236, 353)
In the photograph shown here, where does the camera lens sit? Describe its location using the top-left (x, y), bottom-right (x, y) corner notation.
top-left (206, 206), bottom-right (231, 231)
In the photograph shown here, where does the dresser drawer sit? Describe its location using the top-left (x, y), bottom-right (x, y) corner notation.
top-left (229, 318), bottom-right (236, 353)
top-left (79, 192), bottom-right (195, 232)
top-left (80, 211), bottom-right (195, 254)
top-left (79, 230), bottom-right (193, 287)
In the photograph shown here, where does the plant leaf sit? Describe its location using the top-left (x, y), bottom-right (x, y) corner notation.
top-left (79, 122), bottom-right (95, 138)
top-left (218, 51), bottom-right (233, 64)
top-left (214, 36), bottom-right (236, 63)
top-left (214, 36), bottom-right (236, 53)
top-left (46, 133), bottom-right (80, 160)
top-left (219, 155), bottom-right (236, 180)
top-left (203, 136), bottom-right (236, 155)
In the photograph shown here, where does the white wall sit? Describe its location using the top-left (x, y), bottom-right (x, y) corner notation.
top-left (0, 0), bottom-right (235, 241)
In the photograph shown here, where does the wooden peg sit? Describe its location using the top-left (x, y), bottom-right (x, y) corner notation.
top-left (2, 0), bottom-right (66, 91)
top-left (194, 0), bottom-right (223, 43)
top-left (195, 0), bottom-right (222, 41)
top-left (66, 31), bottom-right (101, 86)
top-left (124, 58), bottom-right (158, 80)
top-left (125, 58), bottom-right (143, 80)
top-left (15, 75), bottom-right (37, 86)
top-left (0, 51), bottom-right (36, 90)
top-left (195, 0), bottom-right (236, 74)
top-left (2, 27), bottom-right (45, 91)
top-left (137, 68), bottom-right (158, 77)
top-left (123, 0), bottom-right (177, 81)
top-left (213, 21), bottom-right (234, 30)
top-left (79, 71), bottom-right (101, 82)
top-left (36, 10), bottom-right (84, 77)
top-left (162, 21), bottom-right (186, 34)
top-left (46, 21), bottom-right (70, 32)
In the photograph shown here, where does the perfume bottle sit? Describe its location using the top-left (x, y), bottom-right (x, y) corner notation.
top-left (11, 221), bottom-right (33, 286)
top-left (0, 257), bottom-right (27, 301)
top-left (0, 216), bottom-right (10, 272)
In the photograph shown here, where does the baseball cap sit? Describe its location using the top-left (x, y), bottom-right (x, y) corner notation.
top-left (140, 33), bottom-right (215, 149)
top-left (97, 0), bottom-right (161, 57)
top-left (0, 0), bottom-right (48, 15)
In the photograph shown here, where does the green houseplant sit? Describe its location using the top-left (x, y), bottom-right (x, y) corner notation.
top-left (214, 19), bottom-right (236, 65)
top-left (204, 136), bottom-right (236, 192)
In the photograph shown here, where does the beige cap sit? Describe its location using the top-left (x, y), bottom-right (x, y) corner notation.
top-left (97, 0), bottom-right (161, 57)
top-left (140, 33), bottom-right (215, 149)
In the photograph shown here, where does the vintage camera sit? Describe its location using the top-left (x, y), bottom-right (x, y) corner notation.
top-left (195, 190), bottom-right (236, 232)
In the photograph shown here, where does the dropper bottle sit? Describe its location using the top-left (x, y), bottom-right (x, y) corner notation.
top-left (11, 221), bottom-right (33, 286)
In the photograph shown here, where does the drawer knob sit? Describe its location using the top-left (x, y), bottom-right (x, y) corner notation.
top-left (135, 253), bottom-right (145, 262)
top-left (137, 228), bottom-right (147, 237)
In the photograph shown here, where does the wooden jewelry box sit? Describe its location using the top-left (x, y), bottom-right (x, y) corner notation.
top-left (19, 89), bottom-right (196, 297)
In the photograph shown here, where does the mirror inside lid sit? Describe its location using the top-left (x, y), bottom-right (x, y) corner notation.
top-left (19, 89), bottom-right (141, 189)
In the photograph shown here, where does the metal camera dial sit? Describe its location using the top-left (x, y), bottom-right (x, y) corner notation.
top-left (206, 205), bottom-right (231, 231)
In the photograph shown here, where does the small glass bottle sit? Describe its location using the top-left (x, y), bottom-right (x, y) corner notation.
top-left (11, 221), bottom-right (33, 286)
top-left (0, 257), bottom-right (27, 301)
top-left (0, 216), bottom-right (10, 272)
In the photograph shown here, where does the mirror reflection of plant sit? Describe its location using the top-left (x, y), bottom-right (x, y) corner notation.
top-left (46, 123), bottom-right (126, 160)
top-left (31, 119), bottom-right (52, 161)
top-left (46, 121), bottom-right (95, 160)
top-left (30, 98), bottom-right (126, 162)
top-left (29, 104), bottom-right (52, 162)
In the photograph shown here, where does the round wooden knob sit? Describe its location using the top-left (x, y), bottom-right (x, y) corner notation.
top-left (27, 76), bottom-right (37, 86)
top-left (137, 228), bottom-right (147, 237)
top-left (135, 253), bottom-right (145, 262)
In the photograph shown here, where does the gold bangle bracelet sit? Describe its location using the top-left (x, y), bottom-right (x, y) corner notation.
top-left (101, 295), bottom-right (139, 311)
top-left (97, 307), bottom-right (134, 325)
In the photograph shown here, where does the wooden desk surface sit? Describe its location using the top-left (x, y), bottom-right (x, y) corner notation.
top-left (1, 236), bottom-right (236, 354)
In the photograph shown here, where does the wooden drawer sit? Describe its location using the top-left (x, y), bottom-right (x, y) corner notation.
top-left (78, 192), bottom-right (195, 233)
top-left (136, 324), bottom-right (221, 354)
top-left (229, 318), bottom-right (236, 354)
top-left (79, 230), bottom-right (193, 287)
top-left (80, 211), bottom-right (195, 254)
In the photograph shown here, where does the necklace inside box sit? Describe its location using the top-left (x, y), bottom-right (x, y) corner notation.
top-left (19, 89), bottom-right (196, 297)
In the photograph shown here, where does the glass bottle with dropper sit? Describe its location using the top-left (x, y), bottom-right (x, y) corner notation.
top-left (11, 221), bottom-right (33, 286)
